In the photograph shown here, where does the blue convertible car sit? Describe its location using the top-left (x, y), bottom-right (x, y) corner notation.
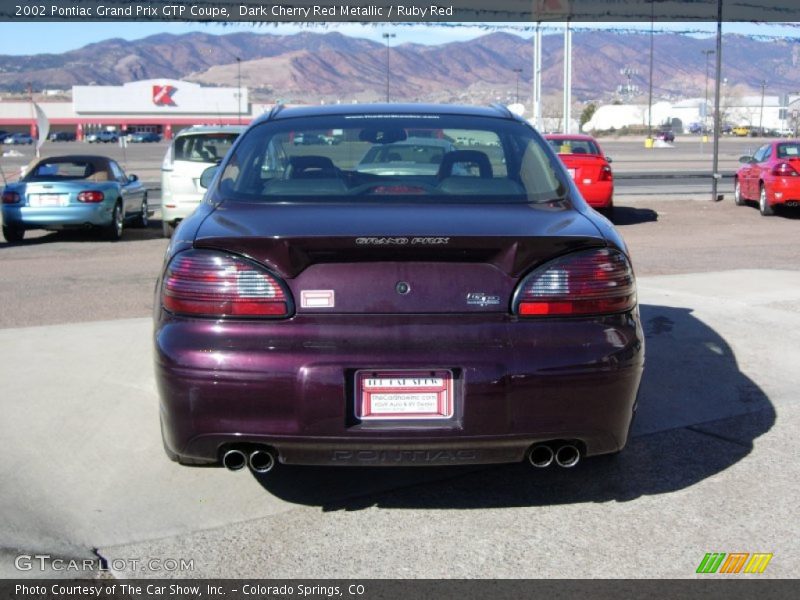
top-left (1, 155), bottom-right (148, 242)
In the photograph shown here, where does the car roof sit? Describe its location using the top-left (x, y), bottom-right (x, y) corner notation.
top-left (35, 154), bottom-right (111, 165)
top-left (253, 103), bottom-right (523, 126)
top-left (544, 134), bottom-right (597, 141)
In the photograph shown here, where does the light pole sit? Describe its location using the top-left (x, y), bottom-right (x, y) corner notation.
top-left (513, 68), bottom-right (522, 104)
top-left (702, 50), bottom-right (715, 136)
top-left (236, 57), bottom-right (242, 125)
top-left (563, 21), bottom-right (572, 134)
top-left (711, 0), bottom-right (723, 202)
top-left (382, 33), bottom-right (396, 103)
top-left (759, 80), bottom-right (767, 137)
top-left (647, 13), bottom-right (654, 145)
top-left (533, 22), bottom-right (542, 129)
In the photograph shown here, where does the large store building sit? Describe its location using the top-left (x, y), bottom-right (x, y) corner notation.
top-left (0, 79), bottom-right (267, 140)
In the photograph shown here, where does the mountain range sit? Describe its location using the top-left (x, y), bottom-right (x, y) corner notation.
top-left (1, 30), bottom-right (798, 105)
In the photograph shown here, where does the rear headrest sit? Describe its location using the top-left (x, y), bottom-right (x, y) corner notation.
top-left (286, 155), bottom-right (338, 179)
top-left (438, 177), bottom-right (525, 196)
top-left (437, 150), bottom-right (493, 179)
top-left (85, 171), bottom-right (109, 182)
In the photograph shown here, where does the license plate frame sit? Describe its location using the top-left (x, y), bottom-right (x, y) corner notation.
top-left (355, 369), bottom-right (455, 420)
top-left (29, 194), bottom-right (68, 207)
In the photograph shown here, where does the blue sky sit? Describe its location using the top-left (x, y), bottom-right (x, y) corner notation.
top-left (0, 22), bottom-right (797, 55)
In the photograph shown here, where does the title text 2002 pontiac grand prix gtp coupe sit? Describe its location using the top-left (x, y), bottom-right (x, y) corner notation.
top-left (155, 104), bottom-right (644, 474)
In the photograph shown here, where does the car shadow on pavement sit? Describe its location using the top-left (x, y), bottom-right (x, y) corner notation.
top-left (775, 206), bottom-right (800, 219)
top-left (736, 203), bottom-right (800, 219)
top-left (0, 223), bottom-right (165, 246)
top-left (609, 206), bottom-right (658, 226)
top-left (253, 303), bottom-right (775, 509)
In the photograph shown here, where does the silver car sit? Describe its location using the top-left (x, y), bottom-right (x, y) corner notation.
top-left (160, 125), bottom-right (245, 237)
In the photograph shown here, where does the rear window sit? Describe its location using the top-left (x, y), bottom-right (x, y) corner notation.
top-left (213, 114), bottom-right (566, 204)
top-left (174, 133), bottom-right (240, 163)
top-left (24, 159), bottom-right (103, 181)
top-left (548, 138), bottom-right (601, 155)
top-left (777, 143), bottom-right (800, 159)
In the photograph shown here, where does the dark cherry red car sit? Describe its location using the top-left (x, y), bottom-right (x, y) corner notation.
top-left (545, 134), bottom-right (614, 215)
top-left (734, 140), bottom-right (800, 215)
top-left (155, 104), bottom-right (644, 474)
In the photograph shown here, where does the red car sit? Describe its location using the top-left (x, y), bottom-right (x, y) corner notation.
top-left (734, 140), bottom-right (800, 216)
top-left (545, 134), bottom-right (614, 215)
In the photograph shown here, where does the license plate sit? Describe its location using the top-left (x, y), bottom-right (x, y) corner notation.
top-left (29, 194), bottom-right (68, 207)
top-left (356, 370), bottom-right (454, 420)
top-left (568, 169), bottom-right (577, 179)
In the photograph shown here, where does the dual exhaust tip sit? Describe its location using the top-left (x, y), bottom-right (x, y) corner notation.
top-left (222, 448), bottom-right (277, 474)
top-left (224, 444), bottom-right (580, 472)
top-left (528, 443), bottom-right (581, 469)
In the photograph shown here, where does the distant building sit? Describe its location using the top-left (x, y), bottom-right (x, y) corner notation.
top-left (582, 96), bottom-right (788, 133)
top-left (0, 79), bottom-right (265, 140)
top-left (582, 102), bottom-right (673, 132)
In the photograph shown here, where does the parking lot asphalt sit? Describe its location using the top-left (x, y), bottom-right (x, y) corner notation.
top-left (0, 267), bottom-right (797, 578)
top-left (1, 184), bottom-right (799, 578)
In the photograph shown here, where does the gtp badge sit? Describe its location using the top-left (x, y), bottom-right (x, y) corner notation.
top-left (466, 293), bottom-right (501, 307)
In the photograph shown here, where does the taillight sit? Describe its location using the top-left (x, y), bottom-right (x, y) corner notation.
top-left (771, 162), bottom-right (799, 177)
top-left (77, 191), bottom-right (104, 203)
top-left (599, 165), bottom-right (613, 181)
top-left (161, 144), bottom-right (174, 171)
top-left (2, 191), bottom-right (20, 204)
top-left (162, 249), bottom-right (290, 318)
top-left (514, 248), bottom-right (636, 316)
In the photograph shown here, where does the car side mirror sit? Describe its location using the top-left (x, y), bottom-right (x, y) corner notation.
top-left (200, 166), bottom-right (219, 189)
top-left (738, 156), bottom-right (753, 164)
top-left (605, 156), bottom-right (613, 163)
top-left (128, 174), bottom-right (138, 182)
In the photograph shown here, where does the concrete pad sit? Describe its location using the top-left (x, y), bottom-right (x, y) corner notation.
top-left (0, 319), bottom-right (482, 561)
top-left (0, 319), bottom-right (284, 557)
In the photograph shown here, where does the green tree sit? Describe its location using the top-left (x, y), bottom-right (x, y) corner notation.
top-left (580, 102), bottom-right (598, 129)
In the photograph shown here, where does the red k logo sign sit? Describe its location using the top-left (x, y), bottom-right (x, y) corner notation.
top-left (153, 85), bottom-right (177, 106)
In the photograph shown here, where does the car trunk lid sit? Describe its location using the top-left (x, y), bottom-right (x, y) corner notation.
top-left (558, 154), bottom-right (609, 186)
top-left (193, 201), bottom-right (606, 314)
top-left (19, 181), bottom-right (99, 206)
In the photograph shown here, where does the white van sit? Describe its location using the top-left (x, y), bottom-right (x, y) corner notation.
top-left (160, 125), bottom-right (245, 237)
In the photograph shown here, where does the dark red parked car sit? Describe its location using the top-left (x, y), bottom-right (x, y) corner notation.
top-left (734, 140), bottom-right (800, 215)
top-left (155, 104), bottom-right (644, 474)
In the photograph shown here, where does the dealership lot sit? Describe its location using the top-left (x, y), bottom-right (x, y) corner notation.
top-left (1, 139), bottom-right (798, 578)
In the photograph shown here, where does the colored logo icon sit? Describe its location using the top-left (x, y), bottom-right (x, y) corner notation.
top-left (696, 553), bottom-right (773, 574)
top-left (153, 85), bottom-right (177, 106)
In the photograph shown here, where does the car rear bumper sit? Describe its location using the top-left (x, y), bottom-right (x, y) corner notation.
top-left (156, 311), bottom-right (645, 466)
top-left (578, 183), bottom-right (613, 207)
top-left (768, 178), bottom-right (800, 205)
top-left (160, 200), bottom-right (201, 224)
top-left (2, 204), bottom-right (113, 228)
top-left (160, 176), bottom-right (204, 224)
top-left (161, 161), bottom-right (216, 223)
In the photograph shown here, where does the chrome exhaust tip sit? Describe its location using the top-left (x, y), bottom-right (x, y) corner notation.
top-left (528, 444), bottom-right (555, 468)
top-left (249, 449), bottom-right (277, 474)
top-left (555, 444), bottom-right (581, 468)
top-left (222, 448), bottom-right (247, 471)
